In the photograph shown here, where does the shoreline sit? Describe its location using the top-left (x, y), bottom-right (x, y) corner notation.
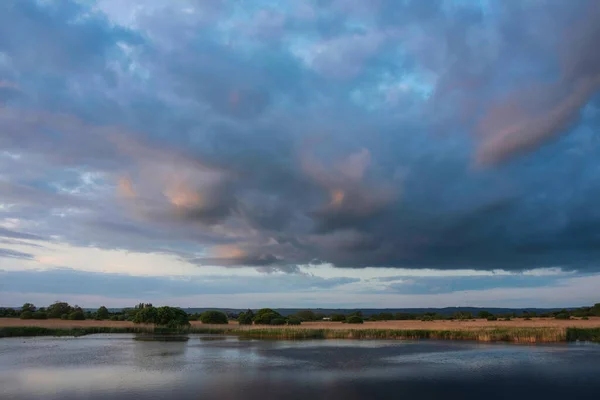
top-left (1, 325), bottom-right (599, 343)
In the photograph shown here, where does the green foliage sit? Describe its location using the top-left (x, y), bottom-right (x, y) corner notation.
top-left (199, 311), bottom-right (228, 324)
top-left (582, 316), bottom-right (589, 320)
top-left (68, 310), bottom-right (85, 320)
top-left (453, 311), bottom-right (473, 320)
top-left (270, 318), bottom-right (286, 326)
top-left (133, 306), bottom-right (189, 328)
top-left (394, 312), bottom-right (416, 320)
top-left (555, 313), bottom-right (570, 320)
top-left (60, 314), bottom-right (68, 320)
top-left (487, 315), bottom-right (498, 321)
top-left (331, 314), bottom-right (346, 322)
top-left (32, 311), bottom-right (47, 320)
top-left (253, 308), bottom-right (283, 325)
top-left (345, 315), bottom-right (364, 324)
top-left (20, 311), bottom-right (33, 320)
top-left (21, 303), bottom-right (36, 313)
top-left (295, 310), bottom-right (316, 321)
top-left (47, 302), bottom-right (73, 319)
top-left (478, 311), bottom-right (493, 319)
top-left (370, 312), bottom-right (394, 321)
top-left (287, 318), bottom-right (301, 325)
top-left (0, 307), bottom-right (18, 318)
top-left (238, 309), bottom-right (254, 325)
top-left (96, 306), bottom-right (109, 320)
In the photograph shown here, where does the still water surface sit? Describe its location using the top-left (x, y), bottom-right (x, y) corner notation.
top-left (1, 334), bottom-right (599, 399)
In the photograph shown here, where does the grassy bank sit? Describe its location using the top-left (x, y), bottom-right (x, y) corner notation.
top-left (2, 325), bottom-right (600, 343)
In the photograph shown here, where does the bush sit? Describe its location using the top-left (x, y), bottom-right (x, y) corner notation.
top-left (478, 311), bottom-right (493, 319)
top-left (486, 316), bottom-right (497, 321)
top-left (287, 318), bottom-right (301, 325)
top-left (47, 302), bottom-right (73, 319)
top-left (523, 317), bottom-right (532, 321)
top-left (294, 310), bottom-right (316, 321)
top-left (68, 311), bottom-right (86, 320)
top-left (60, 314), bottom-right (68, 320)
top-left (32, 311), bottom-right (47, 320)
top-left (331, 314), bottom-right (346, 322)
top-left (253, 309), bottom-right (283, 325)
top-left (20, 311), bottom-right (33, 320)
top-left (502, 317), bottom-right (512, 321)
top-left (582, 317), bottom-right (590, 320)
top-left (270, 318), bottom-right (286, 326)
top-left (238, 310), bottom-right (254, 325)
top-left (555, 313), bottom-right (571, 320)
top-left (199, 311), bottom-right (228, 324)
top-left (345, 316), bottom-right (364, 324)
top-left (96, 306), bottom-right (109, 320)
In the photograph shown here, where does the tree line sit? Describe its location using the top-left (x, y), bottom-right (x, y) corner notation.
top-left (2, 302), bottom-right (599, 326)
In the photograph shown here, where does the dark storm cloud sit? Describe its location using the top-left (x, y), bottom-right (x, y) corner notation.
top-left (1, 0), bottom-right (600, 273)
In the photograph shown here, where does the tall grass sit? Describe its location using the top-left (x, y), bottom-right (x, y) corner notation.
top-left (2, 326), bottom-right (599, 343)
top-left (566, 328), bottom-right (600, 342)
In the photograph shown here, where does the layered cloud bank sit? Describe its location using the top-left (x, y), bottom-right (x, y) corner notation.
top-left (1, 1), bottom-right (600, 306)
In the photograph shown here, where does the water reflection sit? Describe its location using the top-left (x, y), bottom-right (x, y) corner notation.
top-left (0, 336), bottom-right (599, 400)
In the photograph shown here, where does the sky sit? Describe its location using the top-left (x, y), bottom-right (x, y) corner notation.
top-left (1, 0), bottom-right (600, 309)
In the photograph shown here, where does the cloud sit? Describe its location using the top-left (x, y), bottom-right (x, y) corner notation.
top-left (475, 2), bottom-right (600, 165)
top-left (0, 268), bottom-right (358, 298)
top-left (0, 248), bottom-right (34, 260)
top-left (1, 0), bottom-right (600, 279)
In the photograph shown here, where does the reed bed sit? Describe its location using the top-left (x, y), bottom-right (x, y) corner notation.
top-left (4, 325), bottom-right (598, 343)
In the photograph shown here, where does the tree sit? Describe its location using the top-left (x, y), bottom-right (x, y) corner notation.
top-left (295, 310), bottom-right (316, 321)
top-left (21, 303), bottom-right (36, 313)
top-left (133, 306), bottom-right (158, 324)
top-left (47, 302), bottom-right (73, 319)
top-left (453, 311), bottom-right (473, 320)
top-left (199, 311), bottom-right (228, 324)
top-left (331, 314), bottom-right (346, 322)
top-left (0, 307), bottom-right (18, 318)
top-left (345, 316), bottom-right (364, 324)
top-left (287, 318), bottom-right (302, 325)
top-left (253, 308), bottom-right (282, 325)
top-left (395, 312), bottom-right (416, 320)
top-left (20, 311), bottom-right (33, 320)
top-left (238, 310), bottom-right (254, 325)
top-left (96, 306), bottom-right (109, 320)
top-left (155, 307), bottom-right (190, 328)
top-left (133, 306), bottom-right (189, 329)
top-left (68, 310), bottom-right (85, 320)
top-left (477, 311), bottom-right (493, 319)
top-left (32, 311), bottom-right (48, 320)
top-left (270, 318), bottom-right (286, 326)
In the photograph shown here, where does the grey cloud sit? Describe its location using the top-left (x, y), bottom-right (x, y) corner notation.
top-left (474, 2), bottom-right (600, 165)
top-left (380, 273), bottom-right (574, 296)
top-left (1, 0), bottom-right (600, 275)
top-left (0, 227), bottom-right (45, 241)
top-left (0, 248), bottom-right (34, 260)
top-left (0, 268), bottom-right (359, 298)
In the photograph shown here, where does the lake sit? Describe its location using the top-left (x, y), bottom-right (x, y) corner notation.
top-left (1, 334), bottom-right (599, 399)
